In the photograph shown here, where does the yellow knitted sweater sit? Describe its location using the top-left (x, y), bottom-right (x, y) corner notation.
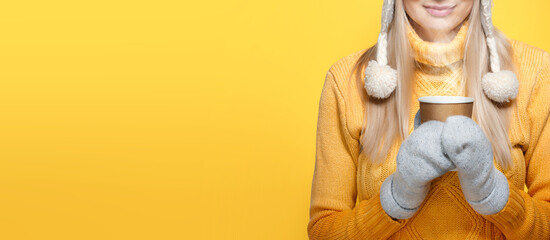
top-left (308, 20), bottom-right (550, 240)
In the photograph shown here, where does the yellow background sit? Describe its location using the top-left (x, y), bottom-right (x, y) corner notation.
top-left (0, 1), bottom-right (548, 239)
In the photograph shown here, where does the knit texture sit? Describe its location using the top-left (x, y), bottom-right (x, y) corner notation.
top-left (308, 20), bottom-right (550, 239)
top-left (441, 115), bottom-right (510, 215)
top-left (380, 120), bottom-right (454, 219)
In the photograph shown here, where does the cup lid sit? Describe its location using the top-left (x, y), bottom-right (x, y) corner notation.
top-left (418, 96), bottom-right (474, 104)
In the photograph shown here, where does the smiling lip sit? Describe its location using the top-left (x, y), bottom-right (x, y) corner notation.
top-left (424, 5), bottom-right (456, 17)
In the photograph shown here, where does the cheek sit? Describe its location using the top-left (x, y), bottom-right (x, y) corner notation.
top-left (455, 0), bottom-right (474, 18)
top-left (403, 0), bottom-right (426, 22)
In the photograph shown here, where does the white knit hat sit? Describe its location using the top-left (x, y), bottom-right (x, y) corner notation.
top-left (364, 0), bottom-right (519, 103)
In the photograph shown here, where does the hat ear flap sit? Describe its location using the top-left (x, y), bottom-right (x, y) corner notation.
top-left (364, 0), bottom-right (398, 99)
top-left (480, 0), bottom-right (519, 103)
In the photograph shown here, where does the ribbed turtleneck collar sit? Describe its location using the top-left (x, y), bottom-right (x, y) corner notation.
top-left (407, 20), bottom-right (469, 67)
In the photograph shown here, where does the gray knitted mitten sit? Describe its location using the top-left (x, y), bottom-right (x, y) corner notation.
top-left (380, 120), bottom-right (455, 219)
top-left (440, 115), bottom-right (509, 215)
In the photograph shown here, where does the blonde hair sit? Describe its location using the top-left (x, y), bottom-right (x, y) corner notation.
top-left (350, 0), bottom-right (516, 170)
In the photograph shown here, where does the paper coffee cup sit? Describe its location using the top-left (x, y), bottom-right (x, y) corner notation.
top-left (418, 96), bottom-right (474, 124)
top-left (418, 96), bottom-right (474, 172)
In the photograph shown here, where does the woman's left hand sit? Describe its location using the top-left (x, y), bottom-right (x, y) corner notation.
top-left (440, 115), bottom-right (510, 215)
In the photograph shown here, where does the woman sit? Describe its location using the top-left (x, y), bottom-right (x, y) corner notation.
top-left (308, 0), bottom-right (550, 239)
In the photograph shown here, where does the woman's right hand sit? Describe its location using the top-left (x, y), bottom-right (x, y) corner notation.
top-left (380, 120), bottom-right (455, 219)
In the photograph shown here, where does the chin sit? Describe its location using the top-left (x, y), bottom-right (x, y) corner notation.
top-left (421, 18), bottom-right (460, 31)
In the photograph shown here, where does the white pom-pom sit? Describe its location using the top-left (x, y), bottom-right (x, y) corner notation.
top-left (481, 70), bottom-right (519, 103)
top-left (364, 60), bottom-right (397, 99)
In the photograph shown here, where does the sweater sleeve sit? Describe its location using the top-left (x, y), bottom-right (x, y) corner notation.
top-left (307, 70), bottom-right (406, 240)
top-left (483, 52), bottom-right (550, 239)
